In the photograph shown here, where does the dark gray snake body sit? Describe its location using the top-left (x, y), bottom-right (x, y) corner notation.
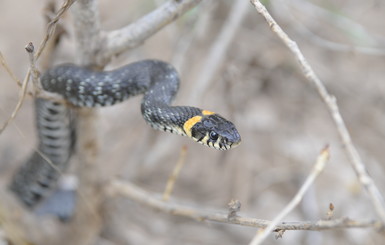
top-left (10, 99), bottom-right (74, 207)
top-left (10, 60), bottom-right (241, 210)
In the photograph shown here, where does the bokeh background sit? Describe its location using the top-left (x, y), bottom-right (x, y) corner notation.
top-left (1, 0), bottom-right (385, 244)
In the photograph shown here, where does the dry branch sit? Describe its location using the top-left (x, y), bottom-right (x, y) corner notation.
top-left (188, 0), bottom-right (249, 105)
top-left (25, 42), bottom-right (39, 93)
top-left (250, 0), bottom-right (385, 226)
top-left (0, 52), bottom-right (21, 87)
top-left (292, 0), bottom-right (385, 55)
top-left (64, 1), bottom-right (104, 244)
top-left (162, 145), bottom-right (188, 201)
top-left (99, 0), bottom-right (202, 66)
top-left (0, 61), bottom-right (31, 134)
top-left (35, 0), bottom-right (76, 61)
top-left (107, 179), bottom-right (380, 231)
top-left (0, 0), bottom-right (75, 135)
top-left (278, 0), bottom-right (385, 56)
top-left (249, 146), bottom-right (330, 244)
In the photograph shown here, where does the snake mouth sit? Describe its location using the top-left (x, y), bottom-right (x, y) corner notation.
top-left (221, 140), bottom-right (241, 150)
top-left (229, 140), bottom-right (241, 149)
top-left (212, 142), bottom-right (241, 151)
top-left (198, 135), bottom-right (241, 150)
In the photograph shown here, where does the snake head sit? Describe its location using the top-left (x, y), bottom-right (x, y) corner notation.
top-left (186, 113), bottom-right (241, 150)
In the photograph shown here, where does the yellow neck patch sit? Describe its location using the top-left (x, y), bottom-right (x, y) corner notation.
top-left (183, 115), bottom-right (202, 137)
top-left (202, 110), bottom-right (215, 116)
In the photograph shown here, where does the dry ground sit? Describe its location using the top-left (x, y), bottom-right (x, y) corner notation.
top-left (1, 0), bottom-right (385, 244)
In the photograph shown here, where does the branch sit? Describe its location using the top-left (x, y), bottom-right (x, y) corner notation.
top-left (277, 0), bottom-right (385, 56)
top-left (61, 0), bottom-right (103, 244)
top-left (0, 51), bottom-right (21, 87)
top-left (250, 0), bottom-right (385, 226)
top-left (188, 0), bottom-right (249, 105)
top-left (34, 0), bottom-right (76, 61)
top-left (162, 145), bottom-right (188, 201)
top-left (0, 0), bottom-right (75, 135)
top-left (249, 146), bottom-right (330, 244)
top-left (0, 46), bottom-right (32, 134)
top-left (25, 42), bottom-right (39, 93)
top-left (106, 180), bottom-right (380, 231)
top-left (72, 0), bottom-right (102, 66)
top-left (98, 0), bottom-right (202, 65)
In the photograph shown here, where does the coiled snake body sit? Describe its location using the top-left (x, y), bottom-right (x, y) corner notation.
top-left (10, 60), bottom-right (241, 209)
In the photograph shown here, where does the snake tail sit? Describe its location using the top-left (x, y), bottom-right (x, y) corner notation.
top-left (9, 99), bottom-right (75, 207)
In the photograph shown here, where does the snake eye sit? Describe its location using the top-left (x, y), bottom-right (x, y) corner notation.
top-left (209, 131), bottom-right (219, 141)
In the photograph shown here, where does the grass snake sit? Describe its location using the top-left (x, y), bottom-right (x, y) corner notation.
top-left (10, 59), bottom-right (241, 213)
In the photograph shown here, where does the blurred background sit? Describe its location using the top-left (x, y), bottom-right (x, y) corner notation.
top-left (1, 0), bottom-right (385, 244)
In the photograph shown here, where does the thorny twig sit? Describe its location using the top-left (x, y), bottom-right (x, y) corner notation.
top-left (250, 0), bottom-right (385, 226)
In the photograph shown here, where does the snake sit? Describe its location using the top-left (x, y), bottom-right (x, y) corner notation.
top-left (10, 99), bottom-right (75, 208)
top-left (10, 59), bottom-right (241, 211)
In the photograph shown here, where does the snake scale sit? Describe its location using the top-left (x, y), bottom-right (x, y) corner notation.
top-left (10, 59), bottom-right (241, 210)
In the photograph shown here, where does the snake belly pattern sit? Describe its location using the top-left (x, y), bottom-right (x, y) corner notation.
top-left (10, 59), bottom-right (241, 209)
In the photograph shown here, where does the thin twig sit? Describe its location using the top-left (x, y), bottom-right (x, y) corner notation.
top-left (250, 0), bottom-right (385, 226)
top-left (0, 64), bottom-right (31, 134)
top-left (0, 53), bottom-right (66, 103)
top-left (188, 0), bottom-right (249, 105)
top-left (249, 146), bottom-right (330, 245)
top-left (290, 0), bottom-right (385, 45)
top-left (34, 0), bottom-right (76, 61)
top-left (277, 0), bottom-right (385, 56)
top-left (25, 42), bottom-right (39, 94)
top-left (0, 51), bottom-right (21, 87)
top-left (106, 179), bottom-right (380, 231)
top-left (0, 0), bottom-right (75, 135)
top-left (171, 0), bottom-right (217, 74)
top-left (163, 145), bottom-right (188, 201)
